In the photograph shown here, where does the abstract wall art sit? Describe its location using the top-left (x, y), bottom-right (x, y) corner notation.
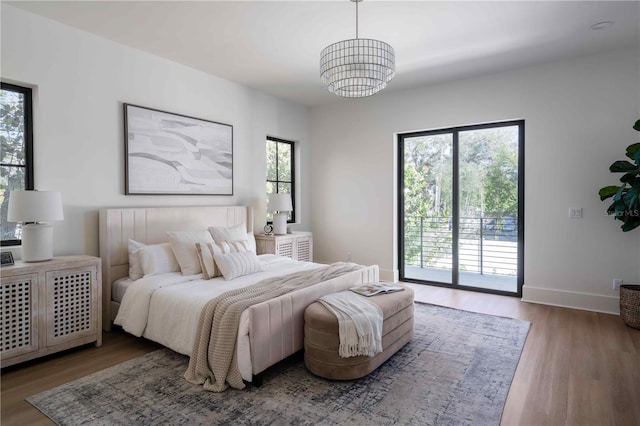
top-left (124, 104), bottom-right (233, 195)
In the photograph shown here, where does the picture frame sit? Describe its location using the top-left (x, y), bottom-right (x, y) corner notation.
top-left (1, 251), bottom-right (15, 266)
top-left (124, 103), bottom-right (233, 195)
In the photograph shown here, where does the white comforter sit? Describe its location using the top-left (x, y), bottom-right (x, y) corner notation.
top-left (114, 255), bottom-right (323, 381)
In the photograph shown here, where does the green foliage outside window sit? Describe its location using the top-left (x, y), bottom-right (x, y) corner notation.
top-left (403, 126), bottom-right (519, 268)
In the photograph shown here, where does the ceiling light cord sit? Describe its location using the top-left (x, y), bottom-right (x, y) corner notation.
top-left (355, 0), bottom-right (359, 39)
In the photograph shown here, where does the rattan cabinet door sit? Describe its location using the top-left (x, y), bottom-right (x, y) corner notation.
top-left (296, 236), bottom-right (313, 262)
top-left (275, 237), bottom-right (296, 259)
top-left (45, 266), bottom-right (97, 347)
top-left (0, 273), bottom-right (39, 360)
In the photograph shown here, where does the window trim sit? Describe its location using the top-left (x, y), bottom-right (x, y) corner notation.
top-left (1, 82), bottom-right (34, 246)
top-left (266, 136), bottom-right (296, 224)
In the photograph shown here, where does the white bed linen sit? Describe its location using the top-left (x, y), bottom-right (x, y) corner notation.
top-left (112, 277), bottom-right (134, 303)
top-left (114, 254), bottom-right (323, 381)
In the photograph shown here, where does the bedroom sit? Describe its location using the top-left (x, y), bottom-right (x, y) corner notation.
top-left (1, 1), bottom-right (639, 425)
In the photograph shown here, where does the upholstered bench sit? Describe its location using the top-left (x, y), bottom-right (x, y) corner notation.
top-left (303, 284), bottom-right (414, 380)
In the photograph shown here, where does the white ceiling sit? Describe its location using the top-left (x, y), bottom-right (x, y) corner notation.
top-left (7, 1), bottom-right (640, 107)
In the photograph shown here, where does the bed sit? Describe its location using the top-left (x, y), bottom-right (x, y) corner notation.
top-left (98, 205), bottom-right (379, 385)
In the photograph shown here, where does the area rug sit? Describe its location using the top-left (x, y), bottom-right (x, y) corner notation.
top-left (27, 303), bottom-right (530, 425)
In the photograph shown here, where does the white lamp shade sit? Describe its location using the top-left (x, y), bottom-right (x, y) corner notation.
top-left (267, 193), bottom-right (293, 213)
top-left (7, 191), bottom-right (64, 222)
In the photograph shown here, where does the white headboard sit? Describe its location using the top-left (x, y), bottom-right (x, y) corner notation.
top-left (98, 205), bottom-right (252, 330)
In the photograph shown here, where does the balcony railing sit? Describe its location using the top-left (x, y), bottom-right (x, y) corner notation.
top-left (404, 215), bottom-right (518, 276)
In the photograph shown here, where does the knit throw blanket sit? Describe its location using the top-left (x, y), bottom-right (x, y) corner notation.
top-left (184, 262), bottom-right (364, 392)
top-left (318, 291), bottom-right (383, 358)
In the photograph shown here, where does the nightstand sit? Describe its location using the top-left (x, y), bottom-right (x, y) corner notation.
top-left (0, 255), bottom-right (102, 367)
top-left (255, 232), bottom-right (313, 262)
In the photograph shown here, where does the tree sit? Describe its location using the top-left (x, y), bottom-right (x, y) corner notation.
top-left (483, 144), bottom-right (518, 217)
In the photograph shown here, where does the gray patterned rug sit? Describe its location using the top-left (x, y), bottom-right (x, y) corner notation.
top-left (27, 303), bottom-right (529, 425)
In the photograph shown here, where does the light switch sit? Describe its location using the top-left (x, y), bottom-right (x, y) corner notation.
top-left (569, 207), bottom-right (583, 219)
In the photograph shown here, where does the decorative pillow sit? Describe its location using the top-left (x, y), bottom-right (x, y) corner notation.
top-left (213, 251), bottom-right (263, 281)
top-left (167, 230), bottom-right (214, 275)
top-left (139, 243), bottom-right (180, 276)
top-left (208, 225), bottom-right (256, 254)
top-left (127, 239), bottom-right (145, 280)
top-left (194, 240), bottom-right (253, 279)
top-left (195, 241), bottom-right (230, 279)
top-left (227, 239), bottom-right (252, 253)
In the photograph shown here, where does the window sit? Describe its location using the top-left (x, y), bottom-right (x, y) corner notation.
top-left (1, 82), bottom-right (33, 245)
top-left (398, 120), bottom-right (524, 296)
top-left (266, 136), bottom-right (295, 223)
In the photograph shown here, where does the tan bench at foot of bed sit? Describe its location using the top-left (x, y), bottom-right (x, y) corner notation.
top-left (303, 284), bottom-right (414, 380)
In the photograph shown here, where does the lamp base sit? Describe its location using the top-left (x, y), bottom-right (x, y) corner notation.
top-left (21, 223), bottom-right (54, 262)
top-left (272, 213), bottom-right (288, 235)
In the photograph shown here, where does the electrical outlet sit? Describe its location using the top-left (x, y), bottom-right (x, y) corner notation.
top-left (613, 278), bottom-right (623, 290)
top-left (569, 207), bottom-right (583, 219)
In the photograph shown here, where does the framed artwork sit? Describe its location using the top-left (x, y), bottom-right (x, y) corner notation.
top-left (124, 104), bottom-right (233, 195)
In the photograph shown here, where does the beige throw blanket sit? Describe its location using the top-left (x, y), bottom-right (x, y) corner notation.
top-left (184, 262), bottom-right (363, 392)
top-left (319, 291), bottom-right (383, 358)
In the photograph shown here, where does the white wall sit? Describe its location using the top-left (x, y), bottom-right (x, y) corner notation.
top-left (310, 47), bottom-right (640, 314)
top-left (1, 4), bottom-right (311, 259)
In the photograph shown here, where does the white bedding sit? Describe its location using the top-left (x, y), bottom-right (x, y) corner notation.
top-left (113, 254), bottom-right (323, 381)
top-left (112, 277), bottom-right (133, 303)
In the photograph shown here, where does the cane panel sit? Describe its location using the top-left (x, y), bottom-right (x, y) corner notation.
top-left (46, 268), bottom-right (95, 346)
top-left (0, 274), bottom-right (38, 357)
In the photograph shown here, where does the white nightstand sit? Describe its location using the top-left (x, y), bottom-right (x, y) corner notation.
top-left (0, 255), bottom-right (102, 367)
top-left (255, 232), bottom-right (313, 262)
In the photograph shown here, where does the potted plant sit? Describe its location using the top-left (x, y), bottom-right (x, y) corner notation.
top-left (598, 119), bottom-right (640, 232)
top-left (598, 118), bottom-right (640, 329)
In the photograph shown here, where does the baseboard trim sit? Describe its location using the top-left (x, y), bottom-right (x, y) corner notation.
top-left (522, 285), bottom-right (620, 315)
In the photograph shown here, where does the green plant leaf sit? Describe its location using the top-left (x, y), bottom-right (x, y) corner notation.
top-left (625, 142), bottom-right (640, 163)
top-left (623, 187), bottom-right (639, 210)
top-left (621, 220), bottom-right (640, 232)
top-left (610, 160), bottom-right (638, 173)
top-left (620, 173), bottom-right (636, 183)
top-left (599, 185), bottom-right (620, 200)
top-left (614, 201), bottom-right (627, 213)
top-left (613, 185), bottom-right (625, 202)
top-left (633, 119), bottom-right (640, 132)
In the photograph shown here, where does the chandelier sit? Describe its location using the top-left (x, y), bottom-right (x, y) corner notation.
top-left (320, 0), bottom-right (395, 98)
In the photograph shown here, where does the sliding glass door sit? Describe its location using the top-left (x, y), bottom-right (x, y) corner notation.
top-left (398, 121), bottom-right (524, 296)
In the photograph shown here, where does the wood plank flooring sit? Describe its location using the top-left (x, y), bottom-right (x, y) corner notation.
top-left (2, 284), bottom-right (639, 426)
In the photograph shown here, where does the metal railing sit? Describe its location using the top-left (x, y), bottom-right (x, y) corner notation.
top-left (404, 215), bottom-right (518, 276)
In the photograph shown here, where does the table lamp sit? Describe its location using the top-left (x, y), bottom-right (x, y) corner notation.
top-left (268, 193), bottom-right (292, 235)
top-left (7, 190), bottom-right (64, 262)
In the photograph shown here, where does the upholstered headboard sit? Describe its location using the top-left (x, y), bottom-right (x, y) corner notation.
top-left (98, 205), bottom-right (252, 330)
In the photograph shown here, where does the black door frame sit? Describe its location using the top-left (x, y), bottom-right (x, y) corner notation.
top-left (397, 120), bottom-right (525, 297)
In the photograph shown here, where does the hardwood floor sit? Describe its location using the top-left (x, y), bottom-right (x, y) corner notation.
top-left (2, 285), bottom-right (639, 426)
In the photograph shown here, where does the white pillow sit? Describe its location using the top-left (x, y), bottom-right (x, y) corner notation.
top-left (246, 232), bottom-right (257, 254)
top-left (127, 239), bottom-right (145, 280)
top-left (167, 230), bottom-right (214, 275)
top-left (208, 223), bottom-right (246, 241)
top-left (213, 251), bottom-right (263, 281)
top-left (139, 243), bottom-right (180, 276)
top-left (208, 225), bottom-right (256, 254)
